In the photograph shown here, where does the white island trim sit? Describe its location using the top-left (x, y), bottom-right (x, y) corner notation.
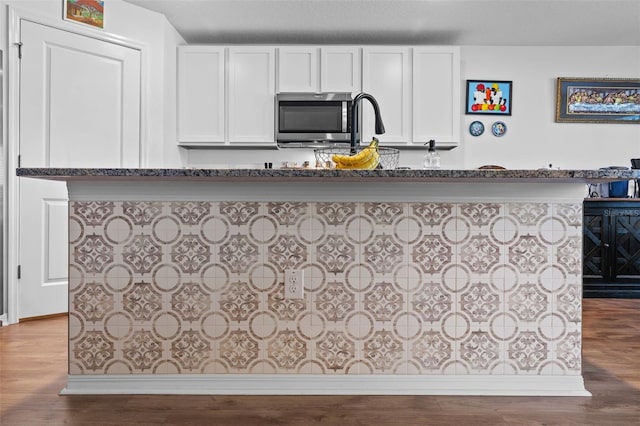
top-left (62, 374), bottom-right (590, 396)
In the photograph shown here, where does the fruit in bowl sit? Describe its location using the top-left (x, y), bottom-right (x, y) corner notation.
top-left (314, 138), bottom-right (399, 170)
top-left (331, 138), bottom-right (380, 170)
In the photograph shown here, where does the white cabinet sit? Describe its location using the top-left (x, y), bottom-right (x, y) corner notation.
top-left (177, 44), bottom-right (459, 149)
top-left (362, 47), bottom-right (411, 145)
top-left (320, 47), bottom-right (361, 93)
top-left (177, 46), bottom-right (276, 146)
top-left (277, 47), bottom-right (319, 92)
top-left (228, 47), bottom-right (276, 144)
top-left (361, 46), bottom-right (460, 148)
top-left (413, 47), bottom-right (460, 148)
top-left (277, 46), bottom-right (361, 93)
top-left (177, 46), bottom-right (225, 145)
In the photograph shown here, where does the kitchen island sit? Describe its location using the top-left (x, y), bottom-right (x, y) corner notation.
top-left (17, 167), bottom-right (639, 396)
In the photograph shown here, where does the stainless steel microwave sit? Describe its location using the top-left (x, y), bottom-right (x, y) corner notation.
top-left (275, 92), bottom-right (352, 148)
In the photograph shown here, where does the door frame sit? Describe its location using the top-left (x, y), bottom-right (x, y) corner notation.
top-left (4, 5), bottom-right (149, 324)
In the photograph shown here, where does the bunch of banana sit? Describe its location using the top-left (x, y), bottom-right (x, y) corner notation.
top-left (332, 138), bottom-right (380, 170)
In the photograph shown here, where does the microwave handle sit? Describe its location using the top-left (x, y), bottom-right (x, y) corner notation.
top-left (342, 101), bottom-right (348, 133)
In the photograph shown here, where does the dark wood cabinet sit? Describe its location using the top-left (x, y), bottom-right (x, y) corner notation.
top-left (583, 200), bottom-right (640, 298)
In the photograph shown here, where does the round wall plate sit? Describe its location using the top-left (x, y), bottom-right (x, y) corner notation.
top-left (469, 121), bottom-right (484, 136)
top-left (491, 121), bottom-right (507, 137)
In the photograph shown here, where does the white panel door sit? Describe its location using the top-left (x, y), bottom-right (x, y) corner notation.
top-left (18, 20), bottom-right (141, 319)
top-left (277, 46), bottom-right (318, 92)
top-left (320, 47), bottom-right (361, 93)
top-left (362, 47), bottom-right (411, 145)
top-left (178, 46), bottom-right (225, 145)
top-left (18, 178), bottom-right (69, 319)
top-left (227, 47), bottom-right (275, 145)
top-left (413, 47), bottom-right (460, 148)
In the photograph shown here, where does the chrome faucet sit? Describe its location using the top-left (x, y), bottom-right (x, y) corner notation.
top-left (350, 93), bottom-right (385, 154)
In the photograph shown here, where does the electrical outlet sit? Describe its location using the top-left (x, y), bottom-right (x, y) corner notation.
top-left (284, 269), bottom-right (304, 299)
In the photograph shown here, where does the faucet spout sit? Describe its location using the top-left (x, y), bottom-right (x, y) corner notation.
top-left (350, 92), bottom-right (385, 154)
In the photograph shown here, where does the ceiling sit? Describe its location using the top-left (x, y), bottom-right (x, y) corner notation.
top-left (124, 0), bottom-right (640, 46)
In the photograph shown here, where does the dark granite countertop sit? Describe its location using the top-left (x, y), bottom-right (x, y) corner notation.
top-left (15, 167), bottom-right (640, 183)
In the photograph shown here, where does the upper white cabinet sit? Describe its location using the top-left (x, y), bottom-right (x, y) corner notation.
top-left (413, 47), bottom-right (460, 148)
top-left (177, 46), bottom-right (225, 145)
top-left (228, 46), bottom-right (276, 144)
top-left (362, 47), bottom-right (411, 145)
top-left (277, 46), bottom-right (361, 94)
top-left (320, 47), bottom-right (361, 93)
top-left (277, 47), bottom-right (319, 92)
top-left (362, 46), bottom-right (460, 148)
top-left (177, 45), bottom-right (459, 148)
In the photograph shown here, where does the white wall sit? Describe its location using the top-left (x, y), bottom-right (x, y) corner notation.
top-left (460, 46), bottom-right (640, 170)
top-left (103, 0), bottom-right (185, 167)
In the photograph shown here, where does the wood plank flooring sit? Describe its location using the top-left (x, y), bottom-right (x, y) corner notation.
top-left (1, 299), bottom-right (639, 425)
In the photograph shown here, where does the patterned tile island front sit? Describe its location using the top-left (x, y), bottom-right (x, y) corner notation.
top-left (16, 169), bottom-right (600, 396)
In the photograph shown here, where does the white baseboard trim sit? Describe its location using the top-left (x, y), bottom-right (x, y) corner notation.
top-left (61, 374), bottom-right (591, 396)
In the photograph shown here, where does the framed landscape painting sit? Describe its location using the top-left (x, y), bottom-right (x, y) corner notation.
top-left (64, 0), bottom-right (104, 29)
top-left (465, 80), bottom-right (512, 115)
top-left (555, 78), bottom-right (640, 123)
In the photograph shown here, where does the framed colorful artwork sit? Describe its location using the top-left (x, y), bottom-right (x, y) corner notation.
top-left (465, 80), bottom-right (512, 115)
top-left (64, 0), bottom-right (104, 29)
top-left (555, 77), bottom-right (640, 123)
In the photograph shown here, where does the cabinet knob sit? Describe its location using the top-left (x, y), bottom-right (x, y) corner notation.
top-left (603, 243), bottom-right (610, 248)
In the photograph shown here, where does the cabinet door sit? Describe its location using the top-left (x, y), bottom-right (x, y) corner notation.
top-left (362, 47), bottom-right (411, 145)
top-left (413, 47), bottom-right (460, 148)
top-left (228, 47), bottom-right (276, 144)
top-left (320, 47), bottom-right (361, 93)
top-left (612, 214), bottom-right (640, 278)
top-left (583, 212), bottom-right (606, 280)
top-left (278, 47), bottom-right (319, 92)
top-left (177, 46), bottom-right (225, 145)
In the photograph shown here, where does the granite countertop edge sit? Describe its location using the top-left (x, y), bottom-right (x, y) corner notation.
top-left (15, 168), bottom-right (640, 183)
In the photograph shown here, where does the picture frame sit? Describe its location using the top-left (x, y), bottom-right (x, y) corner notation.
top-left (63, 0), bottom-right (104, 29)
top-left (555, 77), bottom-right (640, 123)
top-left (465, 80), bottom-right (512, 115)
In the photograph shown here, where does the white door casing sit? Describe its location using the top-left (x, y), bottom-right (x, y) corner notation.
top-left (17, 20), bottom-right (141, 319)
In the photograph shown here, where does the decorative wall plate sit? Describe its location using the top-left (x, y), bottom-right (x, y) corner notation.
top-left (469, 121), bottom-right (484, 136)
top-left (491, 121), bottom-right (507, 137)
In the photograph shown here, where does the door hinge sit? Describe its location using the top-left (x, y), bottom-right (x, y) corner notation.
top-left (18, 155), bottom-right (21, 168)
top-left (15, 42), bottom-right (23, 59)
top-left (17, 265), bottom-right (21, 280)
